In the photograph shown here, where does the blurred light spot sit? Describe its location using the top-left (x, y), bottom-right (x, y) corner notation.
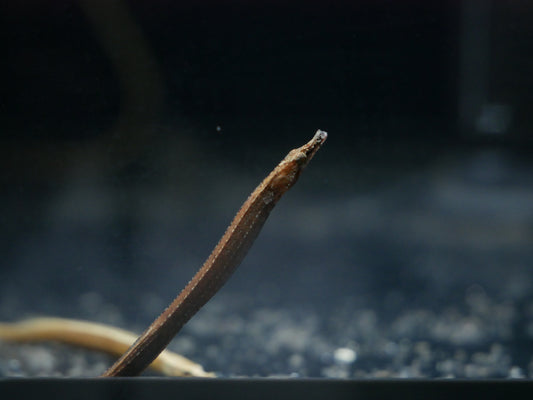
top-left (333, 347), bottom-right (357, 364)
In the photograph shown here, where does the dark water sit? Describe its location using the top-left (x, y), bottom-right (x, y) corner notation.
top-left (1, 2), bottom-right (533, 379)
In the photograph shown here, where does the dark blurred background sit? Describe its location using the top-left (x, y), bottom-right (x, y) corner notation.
top-left (1, 1), bottom-right (533, 378)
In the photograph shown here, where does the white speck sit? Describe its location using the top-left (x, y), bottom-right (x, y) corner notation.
top-left (508, 366), bottom-right (524, 379)
top-left (262, 191), bottom-right (274, 205)
top-left (24, 347), bottom-right (56, 371)
top-left (288, 354), bottom-right (304, 368)
top-left (333, 347), bottom-right (357, 364)
top-left (322, 365), bottom-right (350, 378)
top-left (216, 125), bottom-right (222, 132)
